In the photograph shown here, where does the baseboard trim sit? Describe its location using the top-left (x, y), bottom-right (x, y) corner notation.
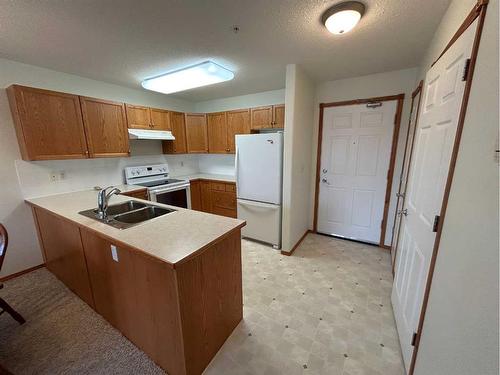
top-left (281, 230), bottom-right (312, 256)
top-left (0, 264), bottom-right (45, 282)
top-left (380, 244), bottom-right (391, 251)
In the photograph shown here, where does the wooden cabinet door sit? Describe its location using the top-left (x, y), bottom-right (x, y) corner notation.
top-left (250, 106), bottom-right (273, 130)
top-left (80, 97), bottom-right (130, 157)
top-left (120, 189), bottom-right (149, 200)
top-left (227, 109), bottom-right (250, 153)
top-left (200, 181), bottom-right (212, 212)
top-left (211, 189), bottom-right (237, 218)
top-left (272, 104), bottom-right (285, 128)
top-left (33, 207), bottom-right (94, 307)
top-left (207, 112), bottom-right (228, 153)
top-left (163, 111), bottom-right (187, 154)
top-left (185, 113), bottom-right (208, 153)
top-left (7, 85), bottom-right (88, 160)
top-left (150, 108), bottom-right (170, 130)
top-left (125, 104), bottom-right (151, 129)
top-left (190, 180), bottom-right (202, 211)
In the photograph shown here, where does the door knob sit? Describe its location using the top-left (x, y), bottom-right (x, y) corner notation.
top-left (322, 178), bottom-right (329, 184)
top-left (322, 168), bottom-right (328, 173)
top-left (398, 208), bottom-right (408, 216)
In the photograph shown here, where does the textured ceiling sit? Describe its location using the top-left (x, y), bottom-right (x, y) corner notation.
top-left (0, 0), bottom-right (450, 102)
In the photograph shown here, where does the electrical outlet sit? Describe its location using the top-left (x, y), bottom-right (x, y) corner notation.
top-left (111, 245), bottom-right (119, 262)
top-left (180, 161), bottom-right (184, 167)
top-left (49, 171), bottom-right (66, 182)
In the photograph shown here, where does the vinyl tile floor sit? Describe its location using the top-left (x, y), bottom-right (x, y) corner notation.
top-left (0, 233), bottom-right (404, 375)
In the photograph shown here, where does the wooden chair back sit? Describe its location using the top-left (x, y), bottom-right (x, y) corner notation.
top-left (0, 224), bottom-right (7, 272)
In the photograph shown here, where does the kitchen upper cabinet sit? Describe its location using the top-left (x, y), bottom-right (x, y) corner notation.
top-left (125, 104), bottom-right (151, 129)
top-left (185, 113), bottom-right (208, 153)
top-left (162, 111), bottom-right (187, 154)
top-left (150, 108), bottom-right (170, 130)
top-left (190, 180), bottom-right (202, 211)
top-left (126, 104), bottom-right (171, 130)
top-left (227, 109), bottom-right (250, 152)
top-left (6, 85), bottom-right (89, 160)
top-left (273, 104), bottom-right (285, 128)
top-left (250, 105), bottom-right (285, 130)
top-left (80, 97), bottom-right (130, 158)
top-left (250, 106), bottom-right (273, 130)
top-left (207, 112), bottom-right (228, 153)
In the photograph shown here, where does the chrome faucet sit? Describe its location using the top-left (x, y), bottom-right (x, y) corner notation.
top-left (97, 186), bottom-right (122, 218)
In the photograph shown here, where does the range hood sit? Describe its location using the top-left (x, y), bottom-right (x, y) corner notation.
top-left (128, 129), bottom-right (175, 141)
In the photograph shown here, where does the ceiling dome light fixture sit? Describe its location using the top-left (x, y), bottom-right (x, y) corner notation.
top-left (322, 1), bottom-right (365, 35)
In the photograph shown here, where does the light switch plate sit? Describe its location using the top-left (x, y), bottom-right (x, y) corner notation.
top-left (111, 245), bottom-right (119, 262)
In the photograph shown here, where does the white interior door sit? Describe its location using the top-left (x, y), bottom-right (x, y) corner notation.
top-left (391, 88), bottom-right (423, 265)
top-left (391, 19), bottom-right (477, 372)
top-left (317, 100), bottom-right (397, 244)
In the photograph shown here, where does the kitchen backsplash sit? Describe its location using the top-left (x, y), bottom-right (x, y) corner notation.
top-left (15, 141), bottom-right (235, 198)
top-left (198, 154), bottom-right (236, 176)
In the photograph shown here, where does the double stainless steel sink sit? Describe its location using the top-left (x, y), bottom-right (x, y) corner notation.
top-left (79, 200), bottom-right (175, 229)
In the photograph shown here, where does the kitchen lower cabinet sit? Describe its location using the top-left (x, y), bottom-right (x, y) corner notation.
top-left (31, 205), bottom-right (242, 375)
top-left (80, 229), bottom-right (186, 375)
top-left (120, 188), bottom-right (149, 200)
top-left (32, 207), bottom-right (94, 307)
top-left (189, 180), bottom-right (202, 211)
top-left (191, 179), bottom-right (237, 218)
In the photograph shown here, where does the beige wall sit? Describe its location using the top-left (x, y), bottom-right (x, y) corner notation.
top-left (193, 89), bottom-right (285, 113)
top-left (310, 68), bottom-right (419, 245)
top-left (413, 0), bottom-right (499, 374)
top-left (281, 64), bottom-right (315, 252)
top-left (0, 58), bottom-right (195, 278)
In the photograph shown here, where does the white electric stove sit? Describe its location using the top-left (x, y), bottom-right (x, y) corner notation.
top-left (124, 164), bottom-right (191, 208)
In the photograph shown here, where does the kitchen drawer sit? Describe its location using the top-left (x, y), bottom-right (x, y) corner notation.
top-left (225, 183), bottom-right (236, 192)
top-left (210, 182), bottom-right (226, 191)
top-left (211, 191), bottom-right (236, 210)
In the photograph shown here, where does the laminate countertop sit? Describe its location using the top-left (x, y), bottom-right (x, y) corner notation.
top-left (26, 189), bottom-right (245, 267)
top-left (175, 173), bottom-right (236, 183)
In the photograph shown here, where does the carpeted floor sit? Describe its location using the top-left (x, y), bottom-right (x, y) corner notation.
top-left (0, 234), bottom-right (404, 374)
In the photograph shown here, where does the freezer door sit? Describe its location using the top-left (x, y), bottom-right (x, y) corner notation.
top-left (237, 199), bottom-right (281, 248)
top-left (235, 133), bottom-right (283, 204)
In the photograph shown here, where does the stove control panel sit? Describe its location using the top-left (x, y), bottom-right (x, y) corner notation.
top-left (124, 164), bottom-right (169, 179)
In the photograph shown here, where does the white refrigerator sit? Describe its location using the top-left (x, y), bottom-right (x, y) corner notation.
top-left (235, 132), bottom-right (283, 249)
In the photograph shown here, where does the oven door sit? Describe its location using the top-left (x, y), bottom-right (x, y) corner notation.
top-left (149, 183), bottom-right (191, 209)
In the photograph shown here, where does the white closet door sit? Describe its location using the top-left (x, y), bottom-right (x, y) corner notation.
top-left (317, 100), bottom-right (397, 243)
top-left (391, 18), bottom-right (477, 371)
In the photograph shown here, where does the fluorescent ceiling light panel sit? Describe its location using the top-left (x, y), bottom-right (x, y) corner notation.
top-left (141, 61), bottom-right (234, 94)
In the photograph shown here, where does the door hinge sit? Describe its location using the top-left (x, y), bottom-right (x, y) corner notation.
top-left (462, 58), bottom-right (471, 81)
top-left (432, 215), bottom-right (440, 232)
top-left (411, 332), bottom-right (418, 346)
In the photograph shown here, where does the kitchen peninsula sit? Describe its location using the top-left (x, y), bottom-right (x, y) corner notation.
top-left (26, 189), bottom-right (245, 375)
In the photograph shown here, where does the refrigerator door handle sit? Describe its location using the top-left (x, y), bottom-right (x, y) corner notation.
top-left (235, 146), bottom-right (239, 189)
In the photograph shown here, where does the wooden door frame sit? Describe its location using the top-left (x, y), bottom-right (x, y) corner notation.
top-left (408, 1), bottom-right (489, 373)
top-left (391, 80), bottom-right (424, 276)
top-left (312, 93), bottom-right (405, 248)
